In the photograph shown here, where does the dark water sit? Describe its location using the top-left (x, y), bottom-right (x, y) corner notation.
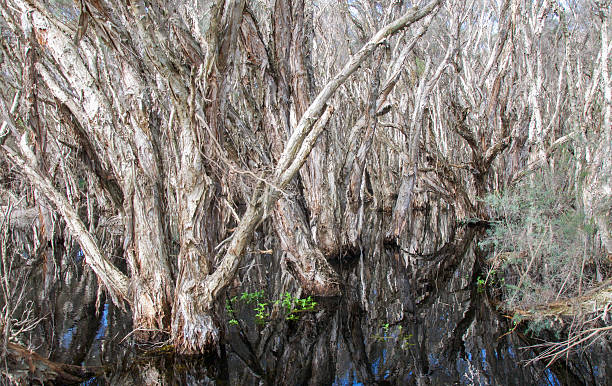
top-left (10, 224), bottom-right (611, 385)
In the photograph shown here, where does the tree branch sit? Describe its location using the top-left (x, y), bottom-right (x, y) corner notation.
top-left (0, 111), bottom-right (129, 305)
top-left (197, 1), bottom-right (443, 311)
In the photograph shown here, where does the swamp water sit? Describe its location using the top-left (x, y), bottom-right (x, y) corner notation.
top-left (9, 224), bottom-right (611, 385)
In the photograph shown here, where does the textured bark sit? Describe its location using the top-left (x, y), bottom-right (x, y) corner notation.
top-left (2, 342), bottom-right (100, 384)
top-left (185, 3), bottom-right (442, 351)
top-left (12, 0), bottom-right (175, 335)
top-left (3, 139), bottom-right (129, 305)
top-left (123, 73), bottom-right (174, 338)
top-left (269, 0), bottom-right (340, 295)
top-left (172, 151), bottom-right (220, 353)
top-left (273, 197), bottom-right (340, 296)
top-left (1, 0), bottom-right (609, 359)
top-left (170, 0), bottom-right (247, 354)
top-left (582, 11), bottom-right (612, 255)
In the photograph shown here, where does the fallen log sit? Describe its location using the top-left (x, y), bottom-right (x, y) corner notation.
top-left (508, 278), bottom-right (612, 320)
top-left (1, 342), bottom-right (102, 385)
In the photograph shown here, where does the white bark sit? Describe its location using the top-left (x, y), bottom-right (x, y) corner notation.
top-left (583, 9), bottom-right (612, 254)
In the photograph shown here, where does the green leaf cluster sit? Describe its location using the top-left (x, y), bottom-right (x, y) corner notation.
top-left (372, 323), bottom-right (414, 350)
top-left (225, 289), bottom-right (318, 327)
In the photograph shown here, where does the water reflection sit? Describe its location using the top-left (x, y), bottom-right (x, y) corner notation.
top-left (5, 227), bottom-right (610, 385)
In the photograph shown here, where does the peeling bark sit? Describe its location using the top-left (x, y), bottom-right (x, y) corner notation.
top-left (0, 0), bottom-right (608, 359)
top-left (3, 137), bottom-right (129, 305)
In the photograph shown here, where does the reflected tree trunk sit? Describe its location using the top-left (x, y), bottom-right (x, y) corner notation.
top-left (0, 0), bottom-right (609, 359)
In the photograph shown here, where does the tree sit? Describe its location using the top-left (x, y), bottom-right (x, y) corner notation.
top-left (0, 0), bottom-right (609, 358)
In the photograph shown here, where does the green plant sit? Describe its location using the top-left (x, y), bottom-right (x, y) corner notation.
top-left (224, 289), bottom-right (319, 327)
top-left (475, 269), bottom-right (504, 294)
top-left (480, 155), bottom-right (608, 311)
top-left (277, 292), bottom-right (317, 321)
top-left (254, 302), bottom-right (269, 324)
top-left (240, 290), bottom-right (265, 304)
top-left (525, 318), bottom-right (557, 338)
top-left (372, 323), bottom-right (414, 350)
top-left (476, 276), bottom-right (486, 293)
top-left (382, 323), bottom-right (390, 334)
top-left (226, 296), bottom-right (238, 327)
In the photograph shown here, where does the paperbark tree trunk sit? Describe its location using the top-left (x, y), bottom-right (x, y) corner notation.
top-left (1, 0), bottom-right (608, 357)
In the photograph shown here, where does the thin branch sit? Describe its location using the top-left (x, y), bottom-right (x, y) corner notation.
top-left (199, 1), bottom-right (443, 312)
top-left (1, 134), bottom-right (129, 306)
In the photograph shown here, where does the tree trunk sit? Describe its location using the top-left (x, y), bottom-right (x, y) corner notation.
top-left (0, 0), bottom-right (609, 358)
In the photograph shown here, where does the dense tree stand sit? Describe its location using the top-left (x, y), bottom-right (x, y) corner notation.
top-left (0, 0), bottom-right (609, 359)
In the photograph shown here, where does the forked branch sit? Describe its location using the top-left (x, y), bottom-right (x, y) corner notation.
top-left (199, 0), bottom-right (443, 307)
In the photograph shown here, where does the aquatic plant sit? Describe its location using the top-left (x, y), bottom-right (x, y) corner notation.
top-left (225, 290), bottom-right (318, 327)
top-left (372, 323), bottom-right (414, 350)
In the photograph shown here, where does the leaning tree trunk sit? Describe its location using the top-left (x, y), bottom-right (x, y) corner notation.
top-left (1, 0), bottom-right (609, 358)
